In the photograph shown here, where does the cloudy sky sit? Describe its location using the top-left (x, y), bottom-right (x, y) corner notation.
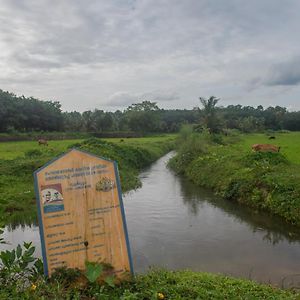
top-left (1, 0), bottom-right (300, 112)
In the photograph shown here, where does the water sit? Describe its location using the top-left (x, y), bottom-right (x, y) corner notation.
top-left (1, 152), bottom-right (300, 286)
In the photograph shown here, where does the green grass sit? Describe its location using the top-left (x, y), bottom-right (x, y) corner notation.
top-left (236, 132), bottom-right (300, 164)
top-left (0, 135), bottom-right (176, 160)
top-left (0, 139), bottom-right (84, 160)
top-left (0, 136), bottom-right (175, 226)
top-left (170, 131), bottom-right (300, 226)
top-left (1, 269), bottom-right (298, 299)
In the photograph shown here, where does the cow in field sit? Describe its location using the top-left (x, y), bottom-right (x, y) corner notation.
top-left (38, 139), bottom-right (48, 146)
top-left (251, 144), bottom-right (280, 152)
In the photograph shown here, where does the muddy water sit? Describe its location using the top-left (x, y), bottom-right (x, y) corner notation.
top-left (1, 152), bottom-right (300, 286)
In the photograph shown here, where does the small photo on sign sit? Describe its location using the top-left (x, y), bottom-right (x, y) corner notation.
top-left (41, 183), bottom-right (64, 213)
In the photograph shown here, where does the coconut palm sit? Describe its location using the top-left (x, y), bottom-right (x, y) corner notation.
top-left (199, 96), bottom-right (220, 133)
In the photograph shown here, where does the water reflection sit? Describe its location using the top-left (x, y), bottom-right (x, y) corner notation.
top-left (1, 204), bottom-right (38, 230)
top-left (179, 177), bottom-right (300, 245)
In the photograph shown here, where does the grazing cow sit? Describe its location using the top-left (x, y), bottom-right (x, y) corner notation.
top-left (269, 136), bottom-right (276, 140)
top-left (251, 144), bottom-right (280, 152)
top-left (38, 139), bottom-right (48, 146)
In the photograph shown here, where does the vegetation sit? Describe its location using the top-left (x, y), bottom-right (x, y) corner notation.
top-left (170, 128), bottom-right (300, 227)
top-left (0, 136), bottom-right (175, 226)
top-left (198, 96), bottom-right (222, 133)
top-left (0, 240), bottom-right (298, 299)
top-left (2, 89), bottom-right (300, 137)
top-left (0, 90), bottom-right (198, 134)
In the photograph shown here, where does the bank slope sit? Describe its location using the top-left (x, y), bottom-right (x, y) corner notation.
top-left (1, 269), bottom-right (298, 299)
top-left (169, 132), bottom-right (300, 227)
top-left (0, 137), bottom-right (174, 225)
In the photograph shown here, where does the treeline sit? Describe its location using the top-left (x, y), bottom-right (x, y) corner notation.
top-left (219, 105), bottom-right (300, 132)
top-left (0, 90), bottom-right (197, 133)
top-left (1, 89), bottom-right (300, 134)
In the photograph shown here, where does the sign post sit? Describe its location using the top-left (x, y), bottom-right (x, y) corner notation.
top-left (34, 148), bottom-right (133, 277)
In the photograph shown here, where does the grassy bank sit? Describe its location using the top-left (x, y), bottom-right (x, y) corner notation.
top-left (0, 136), bottom-right (175, 226)
top-left (1, 266), bottom-right (298, 299)
top-left (169, 129), bottom-right (300, 227)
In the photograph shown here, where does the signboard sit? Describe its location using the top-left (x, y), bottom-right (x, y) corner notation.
top-left (34, 148), bottom-right (133, 277)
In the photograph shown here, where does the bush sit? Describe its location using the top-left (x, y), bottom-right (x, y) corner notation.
top-left (243, 151), bottom-right (289, 167)
top-left (24, 149), bottom-right (43, 158)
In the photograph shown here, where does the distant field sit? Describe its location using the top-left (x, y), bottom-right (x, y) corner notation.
top-left (0, 139), bottom-right (84, 160)
top-left (235, 132), bottom-right (300, 164)
top-left (0, 134), bottom-right (176, 160)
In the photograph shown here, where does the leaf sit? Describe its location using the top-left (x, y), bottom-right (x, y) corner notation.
top-left (33, 259), bottom-right (44, 275)
top-left (104, 275), bottom-right (115, 288)
top-left (84, 261), bottom-right (103, 283)
top-left (10, 249), bottom-right (16, 264)
top-left (0, 251), bottom-right (9, 267)
top-left (26, 246), bottom-right (35, 257)
top-left (16, 244), bottom-right (22, 259)
top-left (23, 242), bottom-right (32, 249)
top-left (23, 256), bottom-right (35, 263)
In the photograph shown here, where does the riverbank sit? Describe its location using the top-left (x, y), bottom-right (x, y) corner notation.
top-left (1, 140), bottom-right (300, 299)
top-left (169, 130), bottom-right (300, 227)
top-left (2, 268), bottom-right (299, 299)
top-left (0, 136), bottom-right (175, 226)
top-left (3, 151), bottom-right (300, 286)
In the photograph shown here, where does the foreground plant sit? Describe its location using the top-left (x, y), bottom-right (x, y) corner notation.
top-left (0, 241), bottom-right (43, 292)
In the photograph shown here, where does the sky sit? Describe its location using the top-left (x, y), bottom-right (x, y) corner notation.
top-left (1, 0), bottom-right (300, 112)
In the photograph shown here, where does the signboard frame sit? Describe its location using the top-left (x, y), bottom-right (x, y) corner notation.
top-left (34, 148), bottom-right (134, 277)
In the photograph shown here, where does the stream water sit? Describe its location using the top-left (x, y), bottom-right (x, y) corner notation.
top-left (1, 152), bottom-right (300, 287)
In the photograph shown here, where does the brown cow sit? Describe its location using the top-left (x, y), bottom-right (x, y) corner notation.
top-left (38, 139), bottom-right (48, 146)
top-left (251, 144), bottom-right (280, 152)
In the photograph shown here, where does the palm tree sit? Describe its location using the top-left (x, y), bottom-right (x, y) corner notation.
top-left (199, 96), bottom-right (220, 133)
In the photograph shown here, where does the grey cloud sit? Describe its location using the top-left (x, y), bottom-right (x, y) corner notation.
top-left (107, 90), bottom-right (180, 107)
top-left (107, 92), bottom-right (139, 106)
top-left (265, 57), bottom-right (300, 86)
top-left (2, 0), bottom-right (286, 70)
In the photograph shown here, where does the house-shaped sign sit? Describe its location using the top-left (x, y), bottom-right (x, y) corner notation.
top-left (34, 148), bottom-right (133, 277)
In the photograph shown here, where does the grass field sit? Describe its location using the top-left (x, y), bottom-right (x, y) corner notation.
top-left (0, 135), bottom-right (176, 160)
top-left (0, 135), bottom-right (175, 226)
top-left (236, 132), bottom-right (300, 164)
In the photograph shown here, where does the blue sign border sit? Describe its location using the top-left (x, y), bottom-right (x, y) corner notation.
top-left (33, 148), bottom-right (134, 277)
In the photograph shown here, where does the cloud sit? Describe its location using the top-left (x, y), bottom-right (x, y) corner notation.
top-left (264, 57), bottom-right (300, 86)
top-left (107, 90), bottom-right (180, 107)
top-left (107, 92), bottom-right (139, 107)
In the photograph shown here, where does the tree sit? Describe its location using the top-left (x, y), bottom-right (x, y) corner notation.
top-left (82, 111), bottom-right (95, 132)
top-left (126, 100), bottom-right (159, 112)
top-left (199, 96), bottom-right (221, 133)
top-left (63, 111), bottom-right (84, 131)
top-left (124, 101), bottom-right (161, 133)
